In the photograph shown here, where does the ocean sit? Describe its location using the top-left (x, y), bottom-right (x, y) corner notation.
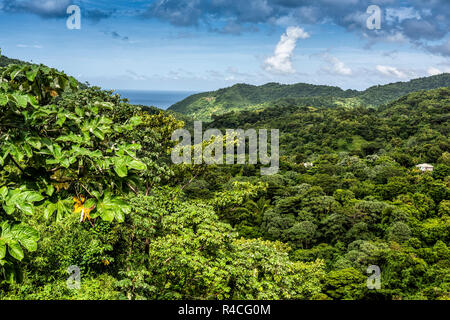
top-left (115, 90), bottom-right (197, 110)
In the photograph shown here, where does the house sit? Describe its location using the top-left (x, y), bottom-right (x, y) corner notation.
top-left (416, 163), bottom-right (434, 172)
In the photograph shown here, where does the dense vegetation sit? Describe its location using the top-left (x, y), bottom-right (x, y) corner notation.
top-left (0, 52), bottom-right (449, 300)
top-left (169, 74), bottom-right (450, 121)
top-left (191, 87), bottom-right (450, 300)
top-left (0, 55), bottom-right (324, 300)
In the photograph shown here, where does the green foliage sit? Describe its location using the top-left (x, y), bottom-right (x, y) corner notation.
top-left (0, 60), bottom-right (147, 283)
top-left (323, 268), bottom-right (367, 299)
top-left (0, 222), bottom-right (38, 257)
top-left (0, 51), bottom-right (449, 300)
top-left (114, 190), bottom-right (325, 300)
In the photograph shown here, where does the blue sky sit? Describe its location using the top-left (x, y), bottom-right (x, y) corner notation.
top-left (0, 0), bottom-right (449, 91)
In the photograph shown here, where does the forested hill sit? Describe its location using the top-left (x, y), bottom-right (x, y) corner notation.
top-left (168, 73), bottom-right (450, 121)
top-left (169, 82), bottom-right (356, 116)
top-left (207, 86), bottom-right (450, 161)
top-left (359, 73), bottom-right (450, 106)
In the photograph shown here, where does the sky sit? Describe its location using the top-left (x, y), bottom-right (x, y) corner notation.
top-left (0, 0), bottom-right (449, 91)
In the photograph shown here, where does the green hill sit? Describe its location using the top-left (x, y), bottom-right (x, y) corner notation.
top-left (169, 73), bottom-right (450, 121)
top-left (169, 82), bottom-right (357, 121)
top-left (359, 73), bottom-right (450, 106)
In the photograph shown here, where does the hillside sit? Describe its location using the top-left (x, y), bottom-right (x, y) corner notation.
top-left (169, 82), bottom-right (358, 120)
top-left (190, 86), bottom-right (450, 300)
top-left (1, 54), bottom-right (449, 300)
top-left (169, 73), bottom-right (450, 121)
top-left (207, 86), bottom-right (450, 160)
top-left (0, 54), bottom-right (330, 300)
top-left (359, 73), bottom-right (450, 106)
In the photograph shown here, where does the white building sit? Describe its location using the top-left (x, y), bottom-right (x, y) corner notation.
top-left (303, 162), bottom-right (314, 168)
top-left (416, 163), bottom-right (434, 172)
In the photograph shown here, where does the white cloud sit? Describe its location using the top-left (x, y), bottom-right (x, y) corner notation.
top-left (385, 7), bottom-right (421, 24)
top-left (126, 70), bottom-right (149, 81)
top-left (321, 53), bottom-right (352, 76)
top-left (427, 66), bottom-right (450, 76)
top-left (264, 26), bottom-right (309, 74)
top-left (376, 65), bottom-right (408, 78)
top-left (427, 67), bottom-right (442, 76)
top-left (385, 32), bottom-right (407, 43)
top-left (17, 44), bottom-right (43, 49)
top-left (5, 0), bottom-right (71, 17)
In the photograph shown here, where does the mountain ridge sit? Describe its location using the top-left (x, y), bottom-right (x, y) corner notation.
top-left (168, 73), bottom-right (450, 121)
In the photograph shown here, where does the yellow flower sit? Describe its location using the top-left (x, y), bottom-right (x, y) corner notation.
top-left (73, 195), bottom-right (94, 223)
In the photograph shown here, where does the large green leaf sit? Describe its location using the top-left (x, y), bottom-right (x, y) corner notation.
top-left (11, 93), bottom-right (28, 108)
top-left (10, 224), bottom-right (40, 252)
top-left (15, 202), bottom-right (33, 215)
top-left (114, 158), bottom-right (128, 178)
top-left (43, 202), bottom-right (56, 220)
top-left (23, 191), bottom-right (44, 203)
top-left (7, 240), bottom-right (24, 261)
top-left (128, 160), bottom-right (147, 171)
top-left (0, 222), bottom-right (39, 261)
top-left (26, 68), bottom-right (38, 82)
top-left (0, 186), bottom-right (8, 200)
top-left (0, 239), bottom-right (6, 259)
top-left (43, 199), bottom-right (70, 222)
top-left (96, 192), bottom-right (130, 222)
top-left (1, 189), bottom-right (44, 215)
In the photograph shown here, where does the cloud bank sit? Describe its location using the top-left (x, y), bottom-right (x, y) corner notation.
top-left (3, 0), bottom-right (449, 54)
top-left (1, 0), bottom-right (112, 21)
top-left (145, 0), bottom-right (450, 53)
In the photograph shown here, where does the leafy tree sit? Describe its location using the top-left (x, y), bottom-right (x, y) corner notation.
top-left (388, 222), bottom-right (411, 243)
top-left (323, 268), bottom-right (366, 299)
top-left (0, 63), bottom-right (145, 282)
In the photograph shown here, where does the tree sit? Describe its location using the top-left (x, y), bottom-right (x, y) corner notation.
top-left (234, 197), bottom-right (271, 226)
top-left (0, 63), bottom-right (146, 282)
top-left (285, 221), bottom-right (317, 249)
top-left (323, 268), bottom-right (366, 299)
top-left (388, 222), bottom-right (411, 243)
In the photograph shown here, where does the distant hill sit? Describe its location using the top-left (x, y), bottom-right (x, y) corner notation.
top-left (358, 73), bottom-right (450, 106)
top-left (168, 82), bottom-right (357, 121)
top-left (168, 73), bottom-right (450, 121)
